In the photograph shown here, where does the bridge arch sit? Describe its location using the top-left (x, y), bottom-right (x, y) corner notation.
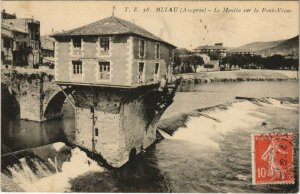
top-left (1, 83), bottom-right (20, 119)
top-left (43, 87), bottom-right (74, 120)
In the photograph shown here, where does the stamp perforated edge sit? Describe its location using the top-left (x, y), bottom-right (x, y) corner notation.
top-left (251, 133), bottom-right (295, 185)
top-left (251, 134), bottom-right (256, 185)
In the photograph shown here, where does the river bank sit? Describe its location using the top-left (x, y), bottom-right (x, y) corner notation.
top-left (176, 69), bottom-right (299, 84)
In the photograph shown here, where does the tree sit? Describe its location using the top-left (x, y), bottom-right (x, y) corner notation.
top-left (264, 55), bottom-right (284, 69)
top-left (173, 48), bottom-right (191, 72)
top-left (209, 52), bottom-right (220, 60)
top-left (186, 55), bottom-right (204, 73)
top-left (252, 55), bottom-right (263, 69)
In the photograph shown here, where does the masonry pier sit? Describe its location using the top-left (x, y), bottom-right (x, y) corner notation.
top-left (67, 84), bottom-right (176, 167)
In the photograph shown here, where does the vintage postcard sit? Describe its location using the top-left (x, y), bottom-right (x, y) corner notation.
top-left (1, 0), bottom-right (299, 193)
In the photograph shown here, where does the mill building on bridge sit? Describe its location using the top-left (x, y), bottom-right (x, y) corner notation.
top-left (50, 16), bottom-right (178, 167)
top-left (52, 16), bottom-right (175, 87)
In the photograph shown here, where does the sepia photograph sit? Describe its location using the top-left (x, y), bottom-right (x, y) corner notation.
top-left (1, 0), bottom-right (299, 192)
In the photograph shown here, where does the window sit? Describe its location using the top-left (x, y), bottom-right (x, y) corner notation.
top-left (16, 42), bottom-right (20, 50)
top-left (139, 62), bottom-right (144, 74)
top-left (138, 62), bottom-right (145, 83)
top-left (20, 42), bottom-right (27, 49)
top-left (73, 38), bottom-right (81, 48)
top-left (72, 61), bottom-right (82, 74)
top-left (169, 48), bottom-right (174, 59)
top-left (95, 128), bottom-right (99, 136)
top-left (155, 62), bottom-right (159, 74)
top-left (3, 39), bottom-right (11, 49)
top-left (139, 39), bottom-right (145, 58)
top-left (35, 32), bottom-right (39, 41)
top-left (99, 62), bottom-right (110, 80)
top-left (155, 43), bottom-right (160, 59)
top-left (100, 37), bottom-right (109, 52)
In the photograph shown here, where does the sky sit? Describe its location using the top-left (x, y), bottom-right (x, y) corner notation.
top-left (3, 1), bottom-right (299, 50)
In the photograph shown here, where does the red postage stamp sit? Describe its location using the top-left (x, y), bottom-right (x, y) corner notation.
top-left (252, 133), bottom-right (294, 185)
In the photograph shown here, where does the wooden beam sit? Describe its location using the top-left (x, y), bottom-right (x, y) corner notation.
top-left (58, 85), bottom-right (76, 109)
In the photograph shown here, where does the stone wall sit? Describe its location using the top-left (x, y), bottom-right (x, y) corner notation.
top-left (1, 68), bottom-right (64, 121)
top-left (71, 85), bottom-right (170, 167)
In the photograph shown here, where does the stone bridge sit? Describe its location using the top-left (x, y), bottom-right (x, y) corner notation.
top-left (1, 67), bottom-right (73, 121)
top-left (1, 66), bottom-right (179, 167)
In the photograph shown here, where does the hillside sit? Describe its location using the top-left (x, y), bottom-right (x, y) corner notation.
top-left (231, 40), bottom-right (285, 52)
top-left (231, 35), bottom-right (299, 56)
top-left (259, 36), bottom-right (299, 56)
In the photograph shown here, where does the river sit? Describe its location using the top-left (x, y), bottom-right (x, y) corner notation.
top-left (1, 81), bottom-right (299, 192)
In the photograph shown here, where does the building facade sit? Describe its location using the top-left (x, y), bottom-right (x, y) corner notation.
top-left (52, 16), bottom-right (175, 87)
top-left (196, 60), bottom-right (220, 72)
top-left (230, 50), bottom-right (257, 56)
top-left (194, 43), bottom-right (227, 60)
top-left (1, 24), bottom-right (14, 65)
top-left (2, 15), bottom-right (41, 67)
top-left (1, 9), bottom-right (16, 20)
top-left (41, 35), bottom-right (55, 66)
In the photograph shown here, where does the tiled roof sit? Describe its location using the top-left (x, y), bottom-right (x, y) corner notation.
top-left (1, 23), bottom-right (28, 34)
top-left (41, 35), bottom-right (55, 50)
top-left (11, 27), bottom-right (28, 34)
top-left (51, 16), bottom-right (175, 47)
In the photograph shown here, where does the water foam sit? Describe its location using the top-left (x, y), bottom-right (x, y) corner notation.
top-left (7, 146), bottom-right (104, 192)
top-left (158, 129), bottom-right (172, 138)
top-left (261, 98), bottom-right (298, 110)
top-left (53, 142), bottom-right (65, 151)
top-left (168, 101), bottom-right (266, 149)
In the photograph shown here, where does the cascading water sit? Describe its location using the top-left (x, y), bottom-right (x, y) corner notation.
top-left (5, 156), bottom-right (53, 191)
top-left (2, 143), bottom-right (105, 192)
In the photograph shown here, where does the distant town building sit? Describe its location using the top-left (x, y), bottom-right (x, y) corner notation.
top-left (284, 49), bottom-right (298, 60)
top-left (51, 16), bottom-right (176, 87)
top-left (1, 24), bottom-right (14, 65)
top-left (1, 10), bottom-right (41, 67)
top-left (219, 63), bottom-right (240, 71)
top-left (229, 49), bottom-right (257, 56)
top-left (193, 43), bottom-right (227, 60)
top-left (197, 60), bottom-right (220, 72)
top-left (1, 9), bottom-right (16, 20)
top-left (196, 53), bottom-right (210, 64)
top-left (40, 35), bottom-right (55, 65)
